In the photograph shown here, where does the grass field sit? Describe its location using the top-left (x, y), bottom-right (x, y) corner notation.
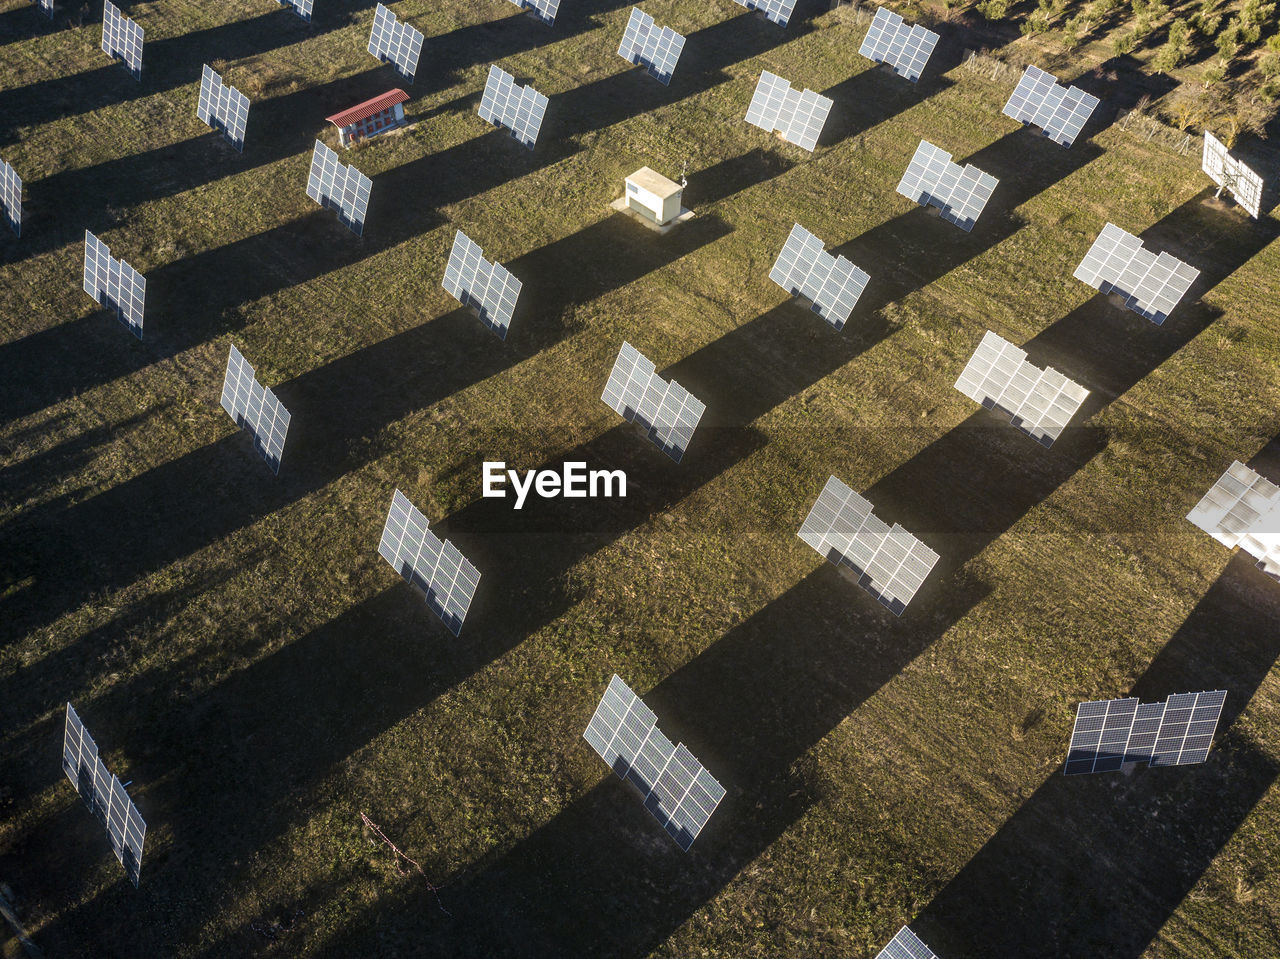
top-left (2, 0), bottom-right (1279, 955)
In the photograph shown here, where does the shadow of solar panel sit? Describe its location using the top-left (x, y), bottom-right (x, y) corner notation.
top-left (896, 140), bottom-right (998, 232)
top-left (305, 140), bottom-right (372, 236)
top-left (1187, 460), bottom-right (1280, 580)
top-left (734, 0), bottom-right (796, 27)
top-left (584, 675), bottom-right (725, 851)
top-left (277, 0), bottom-right (313, 20)
top-left (1064, 691), bottom-right (1227, 775)
top-left (743, 71), bottom-right (832, 152)
top-left (477, 65), bottom-right (549, 150)
top-left (102, 1), bottom-right (143, 80)
top-left (82, 230), bottom-right (145, 338)
top-left (876, 925), bottom-right (941, 959)
top-left (442, 230), bottom-right (523, 339)
top-left (858, 8), bottom-right (938, 82)
top-left (62, 703), bottom-right (146, 887)
top-left (1072, 222), bottom-right (1199, 324)
top-left (617, 7), bottom-right (686, 85)
top-left (1202, 131), bottom-right (1263, 219)
top-left (601, 341), bottom-right (704, 462)
top-left (0, 158), bottom-right (20, 237)
top-left (368, 4), bottom-right (424, 83)
top-left (197, 65), bottom-right (250, 152)
top-left (1002, 64), bottom-right (1099, 148)
top-left (378, 489), bottom-right (480, 635)
top-left (508, 0), bottom-right (559, 24)
top-left (768, 223), bottom-right (869, 330)
top-left (219, 344), bottom-right (292, 473)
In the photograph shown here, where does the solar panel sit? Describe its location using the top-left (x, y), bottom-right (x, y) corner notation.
top-left (768, 223), bottom-right (869, 331)
top-left (101, 1), bottom-right (143, 80)
top-left (477, 66), bottom-right (549, 150)
top-left (876, 925), bottom-right (941, 959)
top-left (1064, 690), bottom-right (1227, 775)
top-left (895, 140), bottom-right (998, 232)
top-left (305, 140), bottom-right (372, 236)
top-left (368, 4), bottom-right (424, 84)
top-left (601, 341), bottom-right (705, 463)
top-left (61, 703), bottom-right (147, 887)
top-left (1187, 460), bottom-right (1280, 581)
top-left (954, 331), bottom-right (1089, 447)
top-left (0, 158), bottom-right (20, 237)
top-left (583, 674), bottom-right (725, 851)
top-left (798, 475), bottom-right (939, 616)
top-left (277, 0), bottom-right (313, 21)
top-left (508, 0), bottom-right (559, 24)
top-left (733, 0), bottom-right (797, 27)
top-left (743, 71), bottom-right (832, 153)
top-left (858, 8), bottom-right (939, 83)
top-left (197, 65), bottom-right (250, 152)
top-left (617, 8), bottom-right (686, 86)
top-left (219, 344), bottom-right (292, 474)
top-left (1202, 130), bottom-right (1264, 219)
top-left (441, 230), bottom-right (523, 340)
top-left (36, 0), bottom-right (53, 19)
top-left (1073, 222), bottom-right (1200, 325)
top-left (83, 230), bottom-right (145, 338)
top-left (1002, 64), bottom-right (1100, 149)
top-left (378, 489), bottom-right (481, 636)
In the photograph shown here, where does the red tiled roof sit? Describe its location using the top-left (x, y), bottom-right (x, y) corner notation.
top-left (326, 89), bottom-right (410, 128)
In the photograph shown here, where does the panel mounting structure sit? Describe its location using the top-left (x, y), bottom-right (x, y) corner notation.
top-left (1072, 222), bottom-right (1199, 325)
top-left (954, 330), bottom-right (1089, 447)
top-left (768, 223), bottom-right (869, 331)
top-left (305, 140), bottom-right (372, 236)
top-left (508, 0), bottom-right (559, 25)
top-left (378, 489), bottom-right (481, 636)
top-left (876, 925), bottom-right (941, 959)
top-left (220, 344), bottom-right (292, 473)
top-left (1065, 690), bottom-right (1227, 775)
top-left (584, 674), bottom-right (725, 851)
top-left (1202, 130), bottom-right (1263, 219)
top-left (102, 1), bottom-right (143, 80)
top-left (617, 7), bottom-right (686, 86)
top-left (83, 230), bottom-right (146, 338)
top-left (896, 140), bottom-right (998, 232)
top-left (197, 64), bottom-right (250, 152)
top-left (858, 8), bottom-right (938, 83)
top-left (368, 4), bottom-right (424, 84)
top-left (442, 230), bottom-right (522, 340)
top-left (277, 0), bottom-right (313, 22)
top-left (1002, 64), bottom-right (1100, 148)
top-left (601, 341), bottom-right (705, 463)
top-left (477, 65), bottom-right (549, 150)
top-left (743, 71), bottom-right (832, 153)
top-left (798, 475), bottom-right (939, 616)
top-left (62, 703), bottom-right (147, 886)
top-left (733, 0), bottom-right (797, 28)
top-left (1187, 460), bottom-right (1280, 581)
top-left (0, 157), bottom-right (20, 237)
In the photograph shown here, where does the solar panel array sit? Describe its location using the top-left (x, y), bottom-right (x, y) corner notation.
top-left (1202, 130), bottom-right (1264, 219)
top-left (508, 0), bottom-right (559, 25)
top-left (617, 7), bottom-right (686, 86)
top-left (768, 223), bottom-right (869, 331)
top-left (305, 140), bottom-right (372, 236)
top-left (277, 0), bottom-right (313, 21)
top-left (1072, 222), bottom-right (1200, 325)
top-left (101, 1), bottom-right (143, 80)
top-left (744, 71), bottom-right (833, 153)
top-left (83, 230), bottom-right (145, 338)
top-left (0, 158), bottom-right (20, 237)
top-left (798, 475), bottom-right (939, 616)
top-left (876, 925), bottom-right (941, 959)
top-left (734, 0), bottom-right (797, 27)
top-left (61, 703), bottom-right (147, 887)
top-left (1064, 690), bottom-right (1227, 775)
top-left (477, 65), bottom-right (549, 150)
top-left (1002, 64), bottom-right (1100, 148)
top-left (1187, 460), bottom-right (1280, 580)
top-left (378, 489), bottom-right (481, 636)
top-left (220, 345), bottom-right (292, 474)
top-left (197, 65), bottom-right (250, 153)
top-left (584, 674), bottom-right (725, 851)
top-left (601, 341), bottom-right (706, 463)
top-left (954, 331), bottom-right (1089, 447)
top-left (442, 230), bottom-right (523, 340)
top-left (368, 4), bottom-right (424, 84)
top-left (896, 140), bottom-right (998, 232)
top-left (858, 8), bottom-right (939, 83)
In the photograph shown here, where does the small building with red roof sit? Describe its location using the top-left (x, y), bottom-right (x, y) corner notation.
top-left (326, 89), bottom-right (410, 147)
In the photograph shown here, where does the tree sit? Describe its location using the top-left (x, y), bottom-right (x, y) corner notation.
top-left (1152, 19), bottom-right (1192, 73)
top-left (1219, 90), bottom-right (1275, 146)
top-left (1167, 83), bottom-right (1212, 130)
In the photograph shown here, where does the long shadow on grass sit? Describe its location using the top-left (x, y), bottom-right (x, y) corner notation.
top-left (916, 552), bottom-right (1280, 959)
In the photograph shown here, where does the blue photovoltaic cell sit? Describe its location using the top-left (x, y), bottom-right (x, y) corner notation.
top-left (1002, 64), bottom-right (1100, 148)
top-left (83, 230), bottom-right (146, 338)
top-left (1072, 222), bottom-right (1200, 325)
top-left (197, 64), bottom-right (250, 152)
top-left (477, 65), bottom-right (549, 150)
top-left (378, 489), bottom-right (481, 635)
top-left (441, 230), bottom-right (523, 339)
top-left (102, 1), bottom-right (143, 80)
top-left (219, 344), bottom-right (292, 473)
top-left (768, 223), bottom-right (869, 331)
top-left (278, 0), bottom-right (314, 21)
top-left (305, 140), bottom-right (372, 236)
top-left (368, 4), bottom-right (424, 83)
top-left (0, 158), bottom-right (21, 237)
top-left (600, 341), bottom-right (705, 463)
top-left (858, 8), bottom-right (938, 82)
top-left (1064, 690), bottom-right (1227, 775)
top-left (617, 7), bottom-right (686, 85)
top-left (743, 71), bottom-right (832, 152)
top-left (895, 140), bottom-right (998, 232)
top-left (734, 0), bottom-right (796, 28)
top-left (508, 0), bottom-right (559, 24)
top-left (875, 925), bottom-right (941, 959)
